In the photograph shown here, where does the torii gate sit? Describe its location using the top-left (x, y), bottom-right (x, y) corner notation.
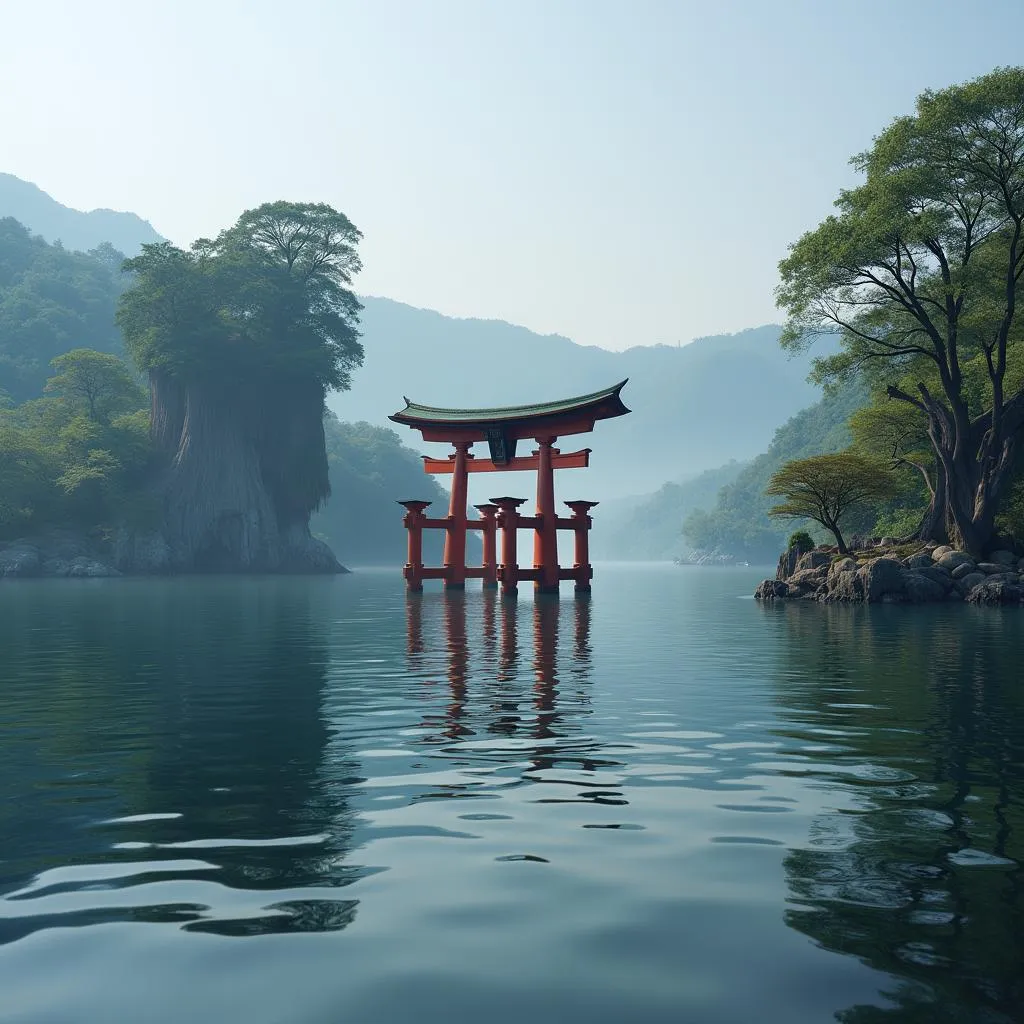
top-left (389, 381), bottom-right (630, 595)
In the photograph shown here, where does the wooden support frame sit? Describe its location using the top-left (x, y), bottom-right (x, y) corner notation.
top-left (392, 381), bottom-right (627, 596)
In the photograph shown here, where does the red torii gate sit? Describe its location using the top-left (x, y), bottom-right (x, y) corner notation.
top-left (390, 381), bottom-right (630, 595)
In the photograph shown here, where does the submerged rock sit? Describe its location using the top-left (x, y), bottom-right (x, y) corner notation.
top-left (754, 579), bottom-right (788, 601)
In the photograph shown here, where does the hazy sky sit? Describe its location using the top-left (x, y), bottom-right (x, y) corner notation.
top-left (3, 0), bottom-right (1023, 350)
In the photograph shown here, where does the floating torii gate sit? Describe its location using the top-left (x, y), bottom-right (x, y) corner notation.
top-left (390, 381), bottom-right (630, 595)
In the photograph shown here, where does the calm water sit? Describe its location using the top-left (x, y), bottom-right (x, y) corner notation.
top-left (1, 566), bottom-right (1022, 1024)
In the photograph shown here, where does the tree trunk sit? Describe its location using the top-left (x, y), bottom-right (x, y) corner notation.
top-left (944, 433), bottom-right (1016, 558)
top-left (906, 462), bottom-right (949, 545)
top-left (825, 521), bottom-right (848, 554)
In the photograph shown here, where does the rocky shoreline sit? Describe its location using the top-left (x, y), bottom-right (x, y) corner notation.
top-left (0, 528), bottom-right (349, 579)
top-left (755, 542), bottom-right (1024, 606)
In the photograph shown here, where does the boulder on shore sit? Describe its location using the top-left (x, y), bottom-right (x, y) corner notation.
top-left (755, 543), bottom-right (1023, 607)
top-left (968, 578), bottom-right (1023, 605)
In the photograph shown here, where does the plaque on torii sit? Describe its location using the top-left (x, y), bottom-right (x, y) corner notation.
top-left (390, 380), bottom-right (630, 595)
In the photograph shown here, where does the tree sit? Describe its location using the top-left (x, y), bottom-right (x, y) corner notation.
top-left (766, 452), bottom-right (898, 554)
top-left (45, 348), bottom-right (145, 423)
top-left (777, 67), bottom-right (1024, 556)
top-left (849, 400), bottom-right (943, 540)
top-left (116, 201), bottom-right (363, 572)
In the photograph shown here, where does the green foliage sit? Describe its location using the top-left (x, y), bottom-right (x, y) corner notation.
top-left (117, 202), bottom-right (366, 543)
top-left (0, 354), bottom-right (154, 540)
top-left (118, 203), bottom-right (363, 393)
top-left (775, 66), bottom-right (1024, 553)
top-left (0, 218), bottom-right (127, 403)
top-left (787, 530), bottom-right (814, 552)
top-left (767, 451), bottom-right (899, 553)
top-left (682, 384), bottom-right (866, 561)
top-left (45, 347), bottom-right (146, 423)
top-left (595, 460), bottom-right (748, 560)
top-left (312, 415), bottom-right (449, 565)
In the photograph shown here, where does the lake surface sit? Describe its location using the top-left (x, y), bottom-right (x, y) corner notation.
top-left (1, 565), bottom-right (1022, 1024)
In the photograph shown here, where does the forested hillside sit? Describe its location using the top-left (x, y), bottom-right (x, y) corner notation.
top-left (591, 460), bottom-right (747, 561)
top-left (313, 417), bottom-right (450, 565)
top-left (0, 218), bottom-right (442, 566)
top-left (681, 385), bottom-right (868, 561)
top-left (0, 218), bottom-right (127, 403)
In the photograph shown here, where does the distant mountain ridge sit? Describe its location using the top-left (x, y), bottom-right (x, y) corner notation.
top-left (0, 174), bottom-right (165, 255)
top-left (329, 298), bottom-right (827, 498)
top-left (2, 172), bottom-right (828, 504)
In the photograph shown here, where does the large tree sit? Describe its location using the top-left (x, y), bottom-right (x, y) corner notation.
top-left (117, 202), bottom-right (363, 572)
top-left (777, 67), bottom-right (1024, 556)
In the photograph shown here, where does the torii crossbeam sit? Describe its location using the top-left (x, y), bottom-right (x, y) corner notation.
top-left (389, 381), bottom-right (630, 595)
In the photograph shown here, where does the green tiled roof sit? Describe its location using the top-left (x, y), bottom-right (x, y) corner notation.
top-left (391, 380), bottom-right (629, 425)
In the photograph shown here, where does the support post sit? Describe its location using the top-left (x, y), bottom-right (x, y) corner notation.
top-left (565, 500), bottom-right (598, 594)
top-left (398, 500), bottom-right (432, 592)
top-left (492, 497), bottom-right (526, 597)
top-left (474, 503), bottom-right (499, 588)
top-left (533, 437), bottom-right (560, 594)
top-left (443, 442), bottom-right (472, 589)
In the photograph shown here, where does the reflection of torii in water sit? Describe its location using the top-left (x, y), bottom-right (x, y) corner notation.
top-left (406, 595), bottom-right (617, 788)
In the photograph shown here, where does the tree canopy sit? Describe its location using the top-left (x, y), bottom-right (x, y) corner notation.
top-left (45, 348), bottom-right (145, 424)
top-left (118, 202), bottom-right (363, 393)
top-left (766, 452), bottom-right (898, 554)
top-left (0, 350), bottom-right (153, 539)
top-left (777, 66), bottom-right (1024, 555)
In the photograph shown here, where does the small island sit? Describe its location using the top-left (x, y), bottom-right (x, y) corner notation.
top-left (0, 202), bottom-right (378, 577)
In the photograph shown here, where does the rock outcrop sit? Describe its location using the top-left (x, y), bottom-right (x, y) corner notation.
top-left (755, 541), bottom-right (1024, 606)
top-left (0, 526), bottom-right (350, 580)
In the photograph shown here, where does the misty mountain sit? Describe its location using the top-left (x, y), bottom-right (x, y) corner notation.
top-left (2, 173), bottom-right (831, 531)
top-left (0, 174), bottom-right (164, 256)
top-left (591, 460), bottom-right (749, 561)
top-left (328, 297), bottom-right (828, 499)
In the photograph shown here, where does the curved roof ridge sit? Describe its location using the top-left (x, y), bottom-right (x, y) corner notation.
top-left (391, 379), bottom-right (629, 425)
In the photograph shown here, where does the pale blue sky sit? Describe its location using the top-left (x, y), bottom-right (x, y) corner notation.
top-left (3, 0), bottom-right (1023, 349)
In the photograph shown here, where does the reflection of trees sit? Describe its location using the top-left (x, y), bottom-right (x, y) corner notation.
top-left (767, 603), bottom-right (1024, 1021)
top-left (0, 579), bottom-right (358, 940)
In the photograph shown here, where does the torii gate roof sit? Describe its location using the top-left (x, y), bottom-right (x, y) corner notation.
top-left (389, 380), bottom-right (630, 442)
